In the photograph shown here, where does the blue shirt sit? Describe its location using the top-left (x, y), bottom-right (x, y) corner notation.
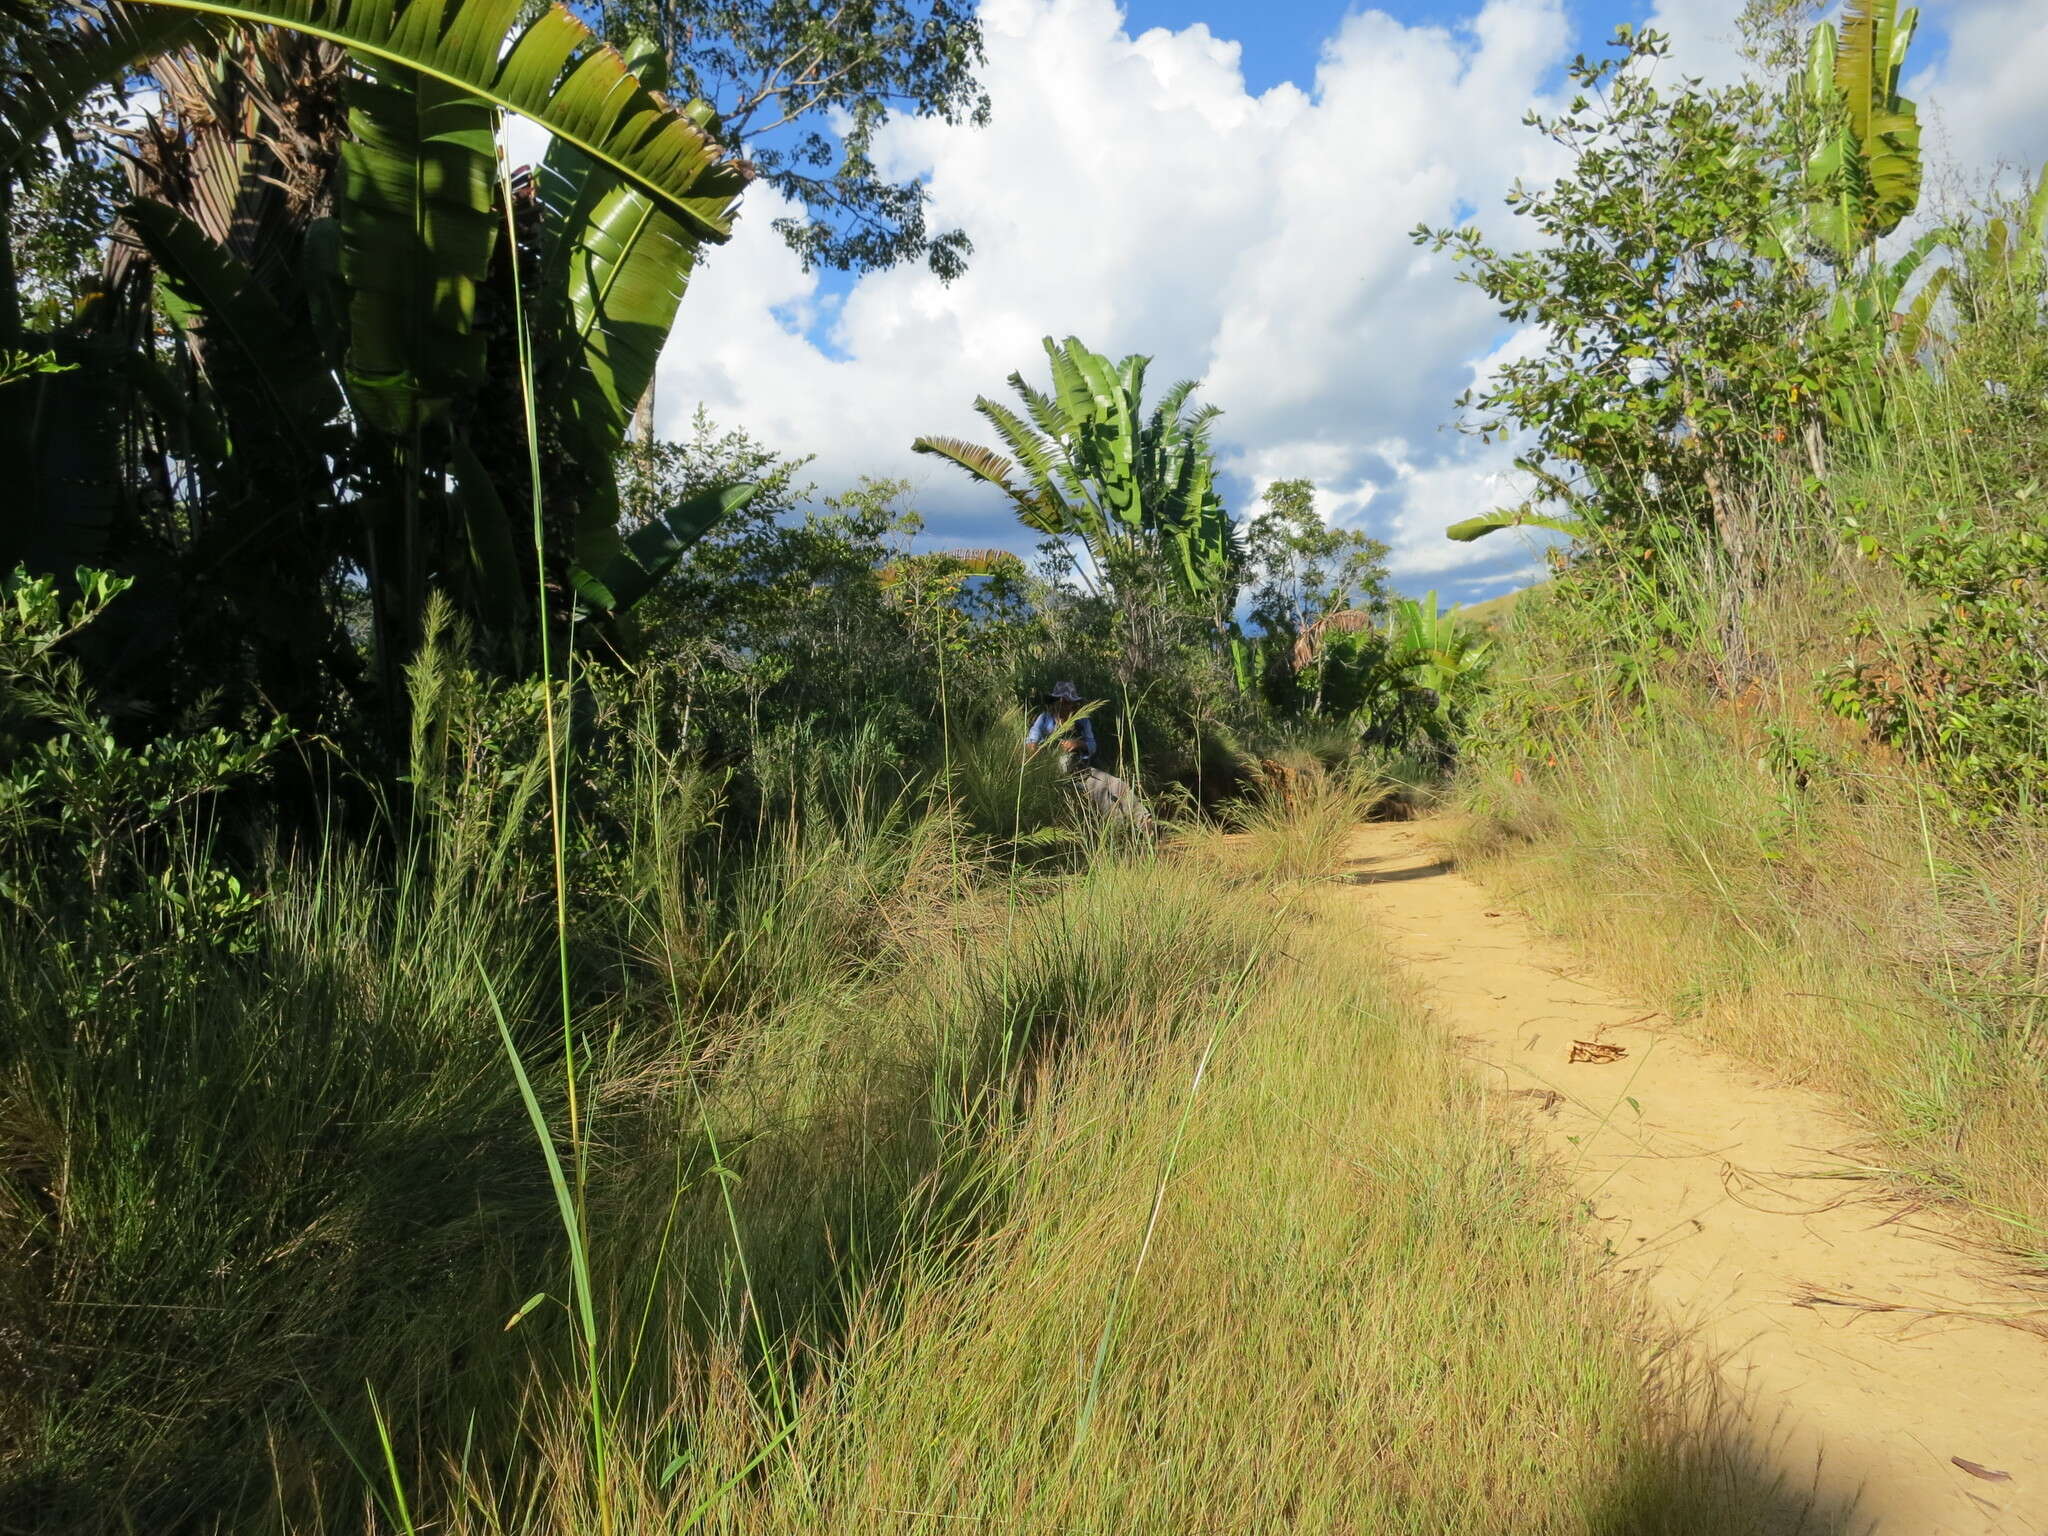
top-left (1027, 711), bottom-right (1095, 760)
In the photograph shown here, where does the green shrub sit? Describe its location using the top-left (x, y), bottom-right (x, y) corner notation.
top-left (1826, 512), bottom-right (2048, 818)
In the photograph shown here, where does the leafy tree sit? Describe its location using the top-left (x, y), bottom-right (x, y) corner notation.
top-left (1826, 513), bottom-right (2048, 819)
top-left (0, 565), bottom-right (283, 930)
top-left (1947, 164), bottom-right (2048, 320)
top-left (622, 408), bottom-right (823, 661)
top-left (625, 447), bottom-right (978, 753)
top-left (5, 146), bottom-right (122, 331)
top-left (1413, 26), bottom-right (1842, 683)
top-left (618, 404), bottom-right (818, 532)
top-left (1301, 594), bottom-right (1492, 760)
top-left (1814, 175), bottom-right (2048, 822)
top-left (1243, 479), bottom-right (1389, 641)
top-left (596, 0), bottom-right (989, 280)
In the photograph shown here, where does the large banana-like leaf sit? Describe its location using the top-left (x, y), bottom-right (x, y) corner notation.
top-left (1044, 343), bottom-right (1119, 514)
top-left (339, 66), bottom-right (498, 434)
top-left (1138, 385), bottom-right (1187, 505)
top-left (1115, 353), bottom-right (1149, 415)
top-left (1442, 455), bottom-right (1600, 544)
top-left (1444, 509), bottom-right (1588, 544)
top-left (910, 434), bottom-right (1018, 489)
top-left (1992, 162), bottom-right (2048, 286)
top-left (1145, 378), bottom-right (1201, 444)
top-left (121, 197), bottom-right (342, 443)
top-left (1893, 263), bottom-right (1951, 356)
top-left (973, 397), bottom-right (1097, 533)
top-left (542, 190), bottom-right (684, 440)
top-left (1803, 0), bottom-right (1922, 257)
top-left (537, 35), bottom-right (719, 588)
top-left (1012, 376), bottom-right (1070, 446)
top-left (1968, 165), bottom-right (2047, 294)
top-left (1837, 0), bottom-right (1917, 149)
top-left (446, 432), bottom-right (529, 633)
top-left (1872, 224), bottom-right (1949, 309)
top-left (913, 432), bottom-right (1070, 536)
top-left (985, 385), bottom-right (1092, 511)
top-left (1060, 338), bottom-right (1142, 528)
top-left (1856, 15), bottom-right (1922, 242)
top-left (571, 481), bottom-right (759, 615)
top-left (1802, 20), bottom-right (1836, 110)
top-left (1142, 377), bottom-right (1233, 593)
top-left (123, 0), bottom-right (746, 237)
top-left (2026, 163), bottom-right (2048, 272)
top-left (1162, 437), bottom-right (1233, 593)
top-left (1818, 224), bottom-right (1951, 381)
top-left (1043, 337), bottom-right (1095, 430)
top-left (539, 37), bottom-right (704, 500)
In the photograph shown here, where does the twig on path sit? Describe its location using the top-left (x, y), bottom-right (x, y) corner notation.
top-left (1717, 1162), bottom-right (1862, 1218)
top-left (1789, 1285), bottom-right (2048, 1340)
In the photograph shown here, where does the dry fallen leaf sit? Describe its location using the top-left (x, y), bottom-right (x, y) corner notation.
top-left (1951, 1457), bottom-right (2011, 1483)
top-left (1569, 1040), bottom-right (1628, 1064)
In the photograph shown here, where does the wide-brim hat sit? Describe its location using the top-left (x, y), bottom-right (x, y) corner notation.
top-left (1050, 680), bottom-right (1082, 701)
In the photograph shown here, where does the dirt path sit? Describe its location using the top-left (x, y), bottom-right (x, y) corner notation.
top-left (1339, 820), bottom-right (2048, 1536)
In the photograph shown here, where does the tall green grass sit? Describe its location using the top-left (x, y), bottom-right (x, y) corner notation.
top-left (0, 669), bottom-right (1843, 1530)
top-left (416, 831), bottom-right (1847, 1535)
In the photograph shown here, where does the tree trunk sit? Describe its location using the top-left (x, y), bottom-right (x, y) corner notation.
top-left (1801, 418), bottom-right (1828, 481)
top-left (634, 373), bottom-right (656, 477)
top-left (0, 174), bottom-right (19, 338)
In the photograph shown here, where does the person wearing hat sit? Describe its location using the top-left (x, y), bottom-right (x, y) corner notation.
top-left (1025, 681), bottom-right (1096, 773)
top-left (1025, 682), bottom-right (1156, 835)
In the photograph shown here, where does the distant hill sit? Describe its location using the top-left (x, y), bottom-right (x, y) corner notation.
top-left (1452, 582), bottom-right (1545, 631)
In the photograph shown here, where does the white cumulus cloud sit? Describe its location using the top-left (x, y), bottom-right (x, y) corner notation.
top-left (1911, 0), bottom-right (2048, 193)
top-left (643, 0), bottom-right (1575, 597)
top-left (531, 0), bottom-right (2048, 602)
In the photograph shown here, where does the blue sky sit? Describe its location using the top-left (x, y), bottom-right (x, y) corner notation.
top-left (620, 0), bottom-right (2039, 607)
top-left (1122, 0), bottom-right (1383, 91)
top-left (1120, 0), bottom-right (1961, 99)
top-left (1121, 0), bottom-right (1622, 90)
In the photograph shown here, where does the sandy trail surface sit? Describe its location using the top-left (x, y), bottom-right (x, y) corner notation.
top-left (1339, 820), bottom-right (2048, 1535)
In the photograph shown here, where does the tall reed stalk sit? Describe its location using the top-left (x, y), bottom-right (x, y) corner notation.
top-left (494, 137), bottom-right (610, 1531)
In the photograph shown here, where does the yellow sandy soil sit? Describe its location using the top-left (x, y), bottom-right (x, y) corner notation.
top-left (1341, 820), bottom-right (2048, 1536)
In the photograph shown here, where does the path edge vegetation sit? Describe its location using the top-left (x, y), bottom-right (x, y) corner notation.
top-left (1421, 4), bottom-right (2048, 1259)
